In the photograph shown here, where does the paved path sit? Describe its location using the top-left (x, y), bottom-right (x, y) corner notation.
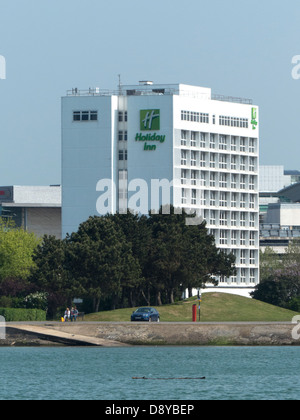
top-left (8, 324), bottom-right (130, 347)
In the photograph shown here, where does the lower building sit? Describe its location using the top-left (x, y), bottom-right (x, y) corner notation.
top-left (0, 186), bottom-right (61, 238)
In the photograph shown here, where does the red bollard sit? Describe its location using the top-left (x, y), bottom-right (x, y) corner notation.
top-left (192, 304), bottom-right (197, 322)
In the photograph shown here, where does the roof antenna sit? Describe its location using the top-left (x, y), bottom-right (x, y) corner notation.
top-left (118, 74), bottom-right (122, 95)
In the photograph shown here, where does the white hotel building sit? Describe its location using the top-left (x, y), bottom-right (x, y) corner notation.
top-left (62, 82), bottom-right (259, 296)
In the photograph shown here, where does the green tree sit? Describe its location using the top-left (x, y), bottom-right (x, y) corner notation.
top-left (29, 235), bottom-right (74, 317)
top-left (67, 216), bottom-right (143, 312)
top-left (0, 218), bottom-right (39, 281)
top-left (146, 208), bottom-right (236, 304)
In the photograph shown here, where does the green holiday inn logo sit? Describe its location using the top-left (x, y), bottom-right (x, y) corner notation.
top-left (140, 109), bottom-right (160, 131)
top-left (251, 107), bottom-right (258, 130)
top-left (136, 109), bottom-right (165, 151)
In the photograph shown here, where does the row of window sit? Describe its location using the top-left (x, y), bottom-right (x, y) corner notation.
top-left (73, 110), bottom-right (98, 121)
top-left (180, 170), bottom-right (257, 190)
top-left (180, 131), bottom-right (257, 153)
top-left (217, 231), bottom-right (257, 250)
top-left (204, 210), bottom-right (257, 228)
top-left (181, 111), bottom-right (250, 129)
top-left (73, 111), bottom-right (128, 122)
top-left (219, 115), bottom-right (249, 128)
top-left (181, 189), bottom-right (257, 209)
top-left (218, 268), bottom-right (257, 284)
top-left (180, 150), bottom-right (257, 171)
top-left (181, 110), bottom-right (209, 124)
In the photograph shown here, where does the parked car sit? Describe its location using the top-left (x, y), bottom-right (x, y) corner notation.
top-left (131, 307), bottom-right (160, 322)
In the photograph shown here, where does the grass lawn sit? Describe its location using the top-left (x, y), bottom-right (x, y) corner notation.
top-left (84, 292), bottom-right (299, 323)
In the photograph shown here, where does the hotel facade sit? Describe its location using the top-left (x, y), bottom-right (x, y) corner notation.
top-left (62, 82), bottom-right (259, 296)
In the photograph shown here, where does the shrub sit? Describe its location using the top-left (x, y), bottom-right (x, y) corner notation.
top-left (0, 308), bottom-right (46, 321)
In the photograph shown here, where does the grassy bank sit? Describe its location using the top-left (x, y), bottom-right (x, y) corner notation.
top-left (84, 292), bottom-right (299, 323)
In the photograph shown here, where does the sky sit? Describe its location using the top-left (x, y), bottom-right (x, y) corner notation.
top-left (0, 0), bottom-right (300, 185)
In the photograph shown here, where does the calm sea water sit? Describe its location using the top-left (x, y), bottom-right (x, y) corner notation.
top-left (0, 346), bottom-right (299, 400)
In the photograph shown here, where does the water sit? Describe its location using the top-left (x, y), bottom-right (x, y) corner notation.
top-left (0, 346), bottom-right (299, 400)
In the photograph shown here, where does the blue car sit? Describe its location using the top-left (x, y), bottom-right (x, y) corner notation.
top-left (131, 307), bottom-right (160, 322)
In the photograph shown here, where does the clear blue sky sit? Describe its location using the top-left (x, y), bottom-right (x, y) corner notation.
top-left (0, 0), bottom-right (299, 185)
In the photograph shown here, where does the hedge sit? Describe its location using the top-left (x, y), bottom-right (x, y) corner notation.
top-left (0, 308), bottom-right (46, 322)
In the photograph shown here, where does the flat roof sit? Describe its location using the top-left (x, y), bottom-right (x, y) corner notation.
top-left (0, 186), bottom-right (61, 208)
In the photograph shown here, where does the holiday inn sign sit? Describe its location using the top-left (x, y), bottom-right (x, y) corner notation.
top-left (136, 109), bottom-right (166, 151)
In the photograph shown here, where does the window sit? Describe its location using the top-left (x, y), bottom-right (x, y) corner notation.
top-left (240, 137), bottom-right (246, 152)
top-left (90, 111), bottom-right (98, 121)
top-left (181, 169), bottom-right (187, 185)
top-left (219, 173), bottom-right (227, 188)
top-left (240, 194), bottom-right (246, 208)
top-left (193, 170), bottom-right (199, 186)
top-left (219, 135), bottom-right (227, 150)
top-left (249, 157), bottom-right (255, 172)
top-left (181, 130), bottom-right (187, 146)
top-left (210, 210), bottom-right (216, 225)
top-left (231, 137), bottom-right (237, 151)
top-left (210, 191), bottom-right (216, 206)
top-left (181, 188), bottom-right (187, 204)
top-left (220, 230), bottom-right (228, 245)
top-left (210, 153), bottom-right (216, 168)
top-left (249, 214), bottom-right (255, 228)
top-left (200, 191), bottom-right (206, 206)
top-left (191, 132), bottom-right (197, 147)
top-left (191, 151), bottom-right (197, 166)
top-left (240, 212), bottom-right (246, 227)
top-left (240, 231), bottom-right (246, 246)
top-left (220, 192), bottom-right (228, 207)
top-left (240, 175), bottom-right (246, 190)
top-left (220, 211), bottom-right (227, 226)
top-left (200, 152), bottom-right (206, 167)
top-left (240, 156), bottom-right (246, 171)
top-left (209, 134), bottom-right (215, 149)
top-left (249, 232), bottom-right (255, 246)
top-left (219, 154), bottom-right (227, 169)
top-left (210, 172), bottom-right (216, 187)
top-left (200, 133), bottom-right (206, 148)
top-left (191, 189), bottom-right (197, 205)
top-left (231, 156), bottom-right (237, 170)
top-left (231, 231), bottom-right (237, 245)
top-left (241, 268), bottom-right (246, 283)
top-left (73, 110), bottom-right (98, 122)
top-left (231, 193), bottom-right (237, 208)
top-left (119, 150), bottom-right (127, 161)
top-left (240, 250), bottom-right (246, 265)
top-left (231, 175), bottom-right (237, 189)
top-left (231, 212), bottom-right (237, 227)
top-left (199, 171), bottom-right (206, 187)
top-left (81, 111), bottom-right (89, 121)
top-left (181, 150), bottom-right (187, 166)
top-left (249, 138), bottom-right (255, 153)
top-left (250, 250), bottom-right (255, 264)
top-left (249, 194), bottom-right (255, 209)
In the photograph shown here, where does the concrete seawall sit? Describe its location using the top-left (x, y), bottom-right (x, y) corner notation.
top-left (2, 322), bottom-right (300, 346)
